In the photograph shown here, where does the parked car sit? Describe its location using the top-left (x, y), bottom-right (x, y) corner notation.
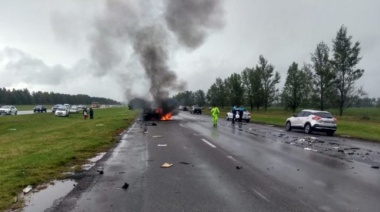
top-left (226, 110), bottom-right (251, 122)
top-left (52, 104), bottom-right (62, 113)
top-left (55, 106), bottom-right (70, 117)
top-left (70, 105), bottom-right (79, 113)
top-left (285, 109), bottom-right (337, 136)
top-left (33, 105), bottom-right (47, 113)
top-left (190, 105), bottom-right (202, 114)
top-left (0, 105), bottom-right (18, 115)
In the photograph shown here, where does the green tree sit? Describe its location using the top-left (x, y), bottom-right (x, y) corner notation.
top-left (311, 41), bottom-right (336, 110)
top-left (224, 73), bottom-right (245, 106)
top-left (256, 55), bottom-right (280, 111)
top-left (281, 62), bottom-right (311, 112)
top-left (331, 25), bottom-right (365, 116)
top-left (194, 89), bottom-right (206, 106)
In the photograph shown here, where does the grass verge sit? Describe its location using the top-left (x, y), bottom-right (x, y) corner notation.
top-left (0, 107), bottom-right (139, 211)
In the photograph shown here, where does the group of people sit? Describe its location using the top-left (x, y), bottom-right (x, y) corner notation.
top-left (82, 107), bottom-right (94, 120)
top-left (231, 105), bottom-right (245, 124)
top-left (210, 104), bottom-right (245, 127)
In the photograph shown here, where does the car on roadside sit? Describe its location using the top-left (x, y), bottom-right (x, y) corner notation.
top-left (52, 104), bottom-right (62, 113)
top-left (33, 105), bottom-right (47, 113)
top-left (69, 105), bottom-right (79, 113)
top-left (0, 105), bottom-right (18, 115)
top-left (55, 105), bottom-right (70, 117)
top-left (226, 110), bottom-right (251, 122)
top-left (285, 109), bottom-right (337, 136)
top-left (190, 105), bottom-right (202, 114)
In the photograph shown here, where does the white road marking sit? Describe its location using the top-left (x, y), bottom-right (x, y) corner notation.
top-left (227, 156), bottom-right (238, 162)
top-left (180, 124), bottom-right (185, 127)
top-left (201, 139), bottom-right (217, 148)
top-left (158, 144), bottom-right (167, 147)
top-left (251, 188), bottom-right (270, 202)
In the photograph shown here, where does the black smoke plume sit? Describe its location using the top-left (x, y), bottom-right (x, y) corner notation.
top-left (89, 0), bottom-right (224, 112)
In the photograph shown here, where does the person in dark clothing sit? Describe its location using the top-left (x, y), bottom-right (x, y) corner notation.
top-left (238, 106), bottom-right (244, 123)
top-left (232, 105), bottom-right (237, 124)
top-left (89, 107), bottom-right (94, 119)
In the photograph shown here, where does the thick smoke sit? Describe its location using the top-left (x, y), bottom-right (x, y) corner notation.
top-left (89, 0), bottom-right (224, 106)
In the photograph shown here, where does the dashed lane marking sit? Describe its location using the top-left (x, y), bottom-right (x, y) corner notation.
top-left (180, 124), bottom-right (185, 127)
top-left (227, 155), bottom-right (238, 162)
top-left (251, 188), bottom-right (270, 202)
top-left (201, 138), bottom-right (217, 148)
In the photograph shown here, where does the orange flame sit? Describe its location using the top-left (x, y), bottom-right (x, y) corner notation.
top-left (161, 113), bottom-right (172, 121)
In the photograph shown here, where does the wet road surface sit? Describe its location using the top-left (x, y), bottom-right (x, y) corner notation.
top-left (48, 111), bottom-right (380, 212)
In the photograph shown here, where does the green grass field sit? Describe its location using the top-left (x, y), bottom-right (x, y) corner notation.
top-left (0, 107), bottom-right (139, 211)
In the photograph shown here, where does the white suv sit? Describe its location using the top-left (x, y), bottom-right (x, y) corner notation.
top-left (285, 109), bottom-right (337, 136)
top-left (0, 105), bottom-right (18, 115)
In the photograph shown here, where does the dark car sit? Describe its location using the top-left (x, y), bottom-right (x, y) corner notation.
top-left (34, 105), bottom-right (47, 113)
top-left (190, 105), bottom-right (202, 114)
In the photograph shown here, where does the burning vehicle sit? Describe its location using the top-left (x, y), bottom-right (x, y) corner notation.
top-left (129, 98), bottom-right (178, 121)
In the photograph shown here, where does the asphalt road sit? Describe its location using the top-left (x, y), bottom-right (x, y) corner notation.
top-left (49, 111), bottom-right (380, 212)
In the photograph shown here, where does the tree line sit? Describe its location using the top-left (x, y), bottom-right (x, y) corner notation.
top-left (0, 88), bottom-right (120, 105)
top-left (174, 25), bottom-right (374, 116)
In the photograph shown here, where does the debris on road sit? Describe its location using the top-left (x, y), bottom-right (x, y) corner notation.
top-left (122, 182), bottom-right (129, 189)
top-left (161, 163), bottom-right (173, 168)
top-left (23, 185), bottom-right (33, 194)
top-left (97, 167), bottom-right (104, 174)
top-left (236, 166), bottom-right (243, 170)
top-left (158, 144), bottom-right (167, 147)
top-left (152, 135), bottom-right (163, 138)
top-left (304, 147), bottom-right (318, 152)
top-left (179, 162), bottom-right (191, 165)
top-left (371, 165), bottom-right (379, 169)
top-left (151, 123), bottom-right (157, 126)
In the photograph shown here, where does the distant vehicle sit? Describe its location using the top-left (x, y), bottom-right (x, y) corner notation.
top-left (69, 105), bottom-right (79, 113)
top-left (55, 106), bottom-right (69, 117)
top-left (190, 105), bottom-right (202, 114)
top-left (33, 105), bottom-right (47, 113)
top-left (91, 102), bottom-right (100, 108)
top-left (52, 104), bottom-right (62, 113)
top-left (226, 110), bottom-right (251, 122)
top-left (0, 105), bottom-right (18, 115)
top-left (285, 109), bottom-right (337, 136)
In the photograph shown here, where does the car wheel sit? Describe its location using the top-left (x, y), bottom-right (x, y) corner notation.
top-left (304, 123), bottom-right (312, 134)
top-left (285, 121), bottom-right (292, 131)
top-left (326, 131), bottom-right (335, 136)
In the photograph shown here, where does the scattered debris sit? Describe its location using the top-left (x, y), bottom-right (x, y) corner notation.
top-left (350, 147), bottom-right (360, 150)
top-left (23, 185), bottom-right (33, 194)
top-left (9, 128), bottom-right (16, 131)
top-left (304, 147), bottom-right (318, 152)
top-left (97, 167), bottom-right (104, 174)
top-left (371, 166), bottom-right (379, 169)
top-left (122, 182), bottom-right (129, 189)
top-left (151, 123), bottom-right (157, 126)
top-left (297, 169), bottom-right (300, 171)
top-left (179, 162), bottom-right (191, 165)
top-left (158, 144), bottom-right (167, 147)
top-left (341, 135), bottom-right (351, 138)
top-left (338, 149), bottom-right (345, 153)
top-left (236, 166), bottom-right (243, 170)
top-left (13, 196), bottom-right (18, 203)
top-left (333, 147), bottom-right (340, 149)
top-left (152, 135), bottom-right (163, 138)
top-left (96, 124), bottom-right (104, 127)
top-left (161, 163), bottom-right (173, 168)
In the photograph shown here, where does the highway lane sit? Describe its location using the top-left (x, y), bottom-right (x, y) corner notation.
top-left (50, 111), bottom-right (380, 212)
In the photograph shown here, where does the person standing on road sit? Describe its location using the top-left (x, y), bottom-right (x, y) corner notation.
top-left (83, 108), bottom-right (88, 120)
top-left (238, 106), bottom-right (244, 123)
top-left (232, 105), bottom-right (237, 124)
top-left (89, 107), bottom-right (94, 119)
top-left (211, 105), bottom-right (220, 127)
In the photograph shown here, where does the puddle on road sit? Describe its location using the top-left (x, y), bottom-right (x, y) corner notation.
top-left (23, 179), bottom-right (76, 212)
top-left (22, 152), bottom-right (106, 211)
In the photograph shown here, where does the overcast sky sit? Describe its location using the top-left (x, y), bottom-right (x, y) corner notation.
top-left (0, 0), bottom-right (379, 102)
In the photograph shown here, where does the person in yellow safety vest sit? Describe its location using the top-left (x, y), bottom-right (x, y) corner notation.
top-left (211, 104), bottom-right (220, 127)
